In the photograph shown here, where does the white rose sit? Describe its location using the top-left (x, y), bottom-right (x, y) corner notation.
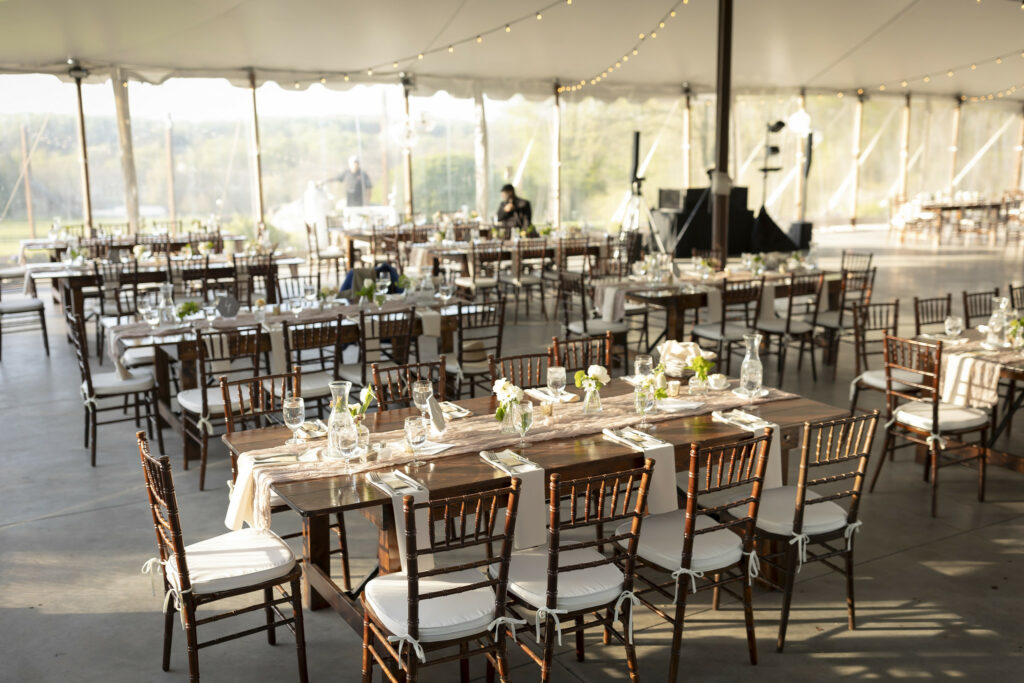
top-left (492, 378), bottom-right (508, 395)
top-left (588, 365), bottom-right (610, 385)
top-left (363, 278), bottom-right (375, 289)
top-left (512, 386), bottom-right (524, 403)
top-left (360, 386), bottom-right (373, 403)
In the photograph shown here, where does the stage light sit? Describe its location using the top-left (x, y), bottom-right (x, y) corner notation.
top-left (767, 120), bottom-right (785, 133)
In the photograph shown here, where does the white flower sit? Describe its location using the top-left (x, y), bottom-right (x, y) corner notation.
top-left (587, 365), bottom-right (611, 385)
top-left (492, 378), bottom-right (509, 395)
top-left (360, 386), bottom-right (374, 403)
top-left (362, 278), bottom-right (375, 289)
top-left (492, 378), bottom-right (522, 405)
top-left (511, 386), bottom-right (524, 403)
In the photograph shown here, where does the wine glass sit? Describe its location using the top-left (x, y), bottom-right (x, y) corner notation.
top-left (412, 380), bottom-right (433, 416)
top-left (944, 315), bottom-right (964, 338)
top-left (303, 284), bottom-right (317, 307)
top-left (137, 296), bottom-right (152, 321)
top-left (515, 401), bottom-right (534, 450)
top-left (291, 298), bottom-right (304, 320)
top-left (143, 307), bottom-right (161, 330)
top-left (546, 366), bottom-right (566, 399)
top-left (202, 306), bottom-right (217, 328)
top-left (634, 354), bottom-right (654, 380)
top-left (283, 396), bottom-right (306, 445)
top-left (439, 283), bottom-right (454, 305)
top-left (404, 416), bottom-right (429, 467)
top-left (634, 384), bottom-right (656, 431)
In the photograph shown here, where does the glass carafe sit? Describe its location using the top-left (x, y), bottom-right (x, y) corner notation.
top-left (158, 283), bottom-right (175, 324)
top-left (986, 297), bottom-right (1010, 348)
top-left (740, 333), bottom-right (764, 398)
top-left (327, 381), bottom-right (355, 460)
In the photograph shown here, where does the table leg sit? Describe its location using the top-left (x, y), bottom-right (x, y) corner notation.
top-left (302, 514), bottom-right (330, 610)
top-left (377, 503), bottom-right (403, 574)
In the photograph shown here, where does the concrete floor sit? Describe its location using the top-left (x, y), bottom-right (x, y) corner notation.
top-left (2, 227), bottom-right (1023, 682)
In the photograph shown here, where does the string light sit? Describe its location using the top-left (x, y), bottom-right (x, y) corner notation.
top-left (320, 77), bottom-right (327, 84)
top-left (536, 12), bottom-right (542, 20)
top-left (448, 45), bottom-right (454, 53)
top-left (505, 24), bottom-right (511, 32)
top-left (476, 35), bottom-right (483, 43)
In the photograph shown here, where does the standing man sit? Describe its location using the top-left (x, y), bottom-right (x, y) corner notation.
top-left (496, 183), bottom-right (533, 233)
top-left (331, 155), bottom-right (373, 206)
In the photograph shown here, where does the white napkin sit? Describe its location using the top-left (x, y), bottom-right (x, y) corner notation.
top-left (601, 427), bottom-right (677, 514)
top-left (225, 449), bottom-right (304, 531)
top-left (368, 470), bottom-right (435, 573)
top-left (757, 284), bottom-right (776, 323)
top-left (480, 450), bottom-right (546, 549)
top-left (705, 288), bottom-right (723, 323)
top-left (524, 387), bottom-right (578, 403)
top-left (658, 397), bottom-right (704, 412)
top-left (711, 410), bottom-right (784, 488)
top-left (268, 324), bottom-right (287, 375)
top-left (426, 396), bottom-right (447, 434)
top-left (418, 309), bottom-right (441, 337)
top-left (942, 353), bottom-right (1001, 408)
top-left (656, 340), bottom-right (704, 367)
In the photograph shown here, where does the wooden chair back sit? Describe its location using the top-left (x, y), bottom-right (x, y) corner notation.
top-left (277, 273), bottom-right (320, 303)
top-left (883, 335), bottom-right (942, 423)
top-left (543, 460), bottom-right (653, 612)
top-left (353, 308), bottom-right (416, 386)
top-left (556, 270), bottom-right (592, 332)
top-left (66, 311), bottom-right (95, 394)
top-left (488, 352), bottom-right (553, 390)
top-left (401, 480), bottom-right (522, 644)
top-left (194, 327), bottom-right (261, 416)
top-left (137, 431), bottom-right (191, 595)
top-left (791, 412), bottom-right (879, 537)
top-left (512, 238), bottom-right (547, 278)
top-left (835, 268), bottom-right (876, 325)
top-left (555, 237), bottom-right (589, 272)
top-left (550, 332), bottom-right (612, 375)
top-left (840, 250), bottom-right (873, 272)
top-left (372, 358), bottom-right (447, 411)
top-left (94, 259), bottom-right (138, 316)
top-left (1008, 283), bottom-right (1024, 312)
top-left (779, 272), bottom-right (824, 331)
top-left (232, 254), bottom-right (273, 306)
top-left (714, 277), bottom-right (763, 329)
top-left (282, 315), bottom-right (343, 381)
top-left (913, 294), bottom-right (951, 336)
top-left (220, 367), bottom-right (302, 435)
top-left (961, 288), bottom-right (1000, 328)
top-left (468, 241), bottom-right (504, 282)
top-left (457, 300), bottom-right (506, 370)
top-left (167, 254), bottom-right (209, 298)
top-left (851, 301), bottom-right (899, 375)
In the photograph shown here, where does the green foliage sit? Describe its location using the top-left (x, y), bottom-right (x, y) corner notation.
top-left (413, 154), bottom-right (475, 215)
top-left (687, 355), bottom-right (716, 381)
top-left (176, 301), bottom-right (200, 319)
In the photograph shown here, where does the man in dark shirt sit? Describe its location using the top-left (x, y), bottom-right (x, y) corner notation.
top-left (496, 184), bottom-right (533, 233)
top-left (332, 156), bottom-right (373, 206)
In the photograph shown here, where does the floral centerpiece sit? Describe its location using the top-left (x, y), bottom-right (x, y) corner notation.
top-left (493, 378), bottom-right (524, 432)
top-left (348, 386), bottom-right (375, 422)
top-left (575, 365), bottom-right (610, 413)
top-left (750, 253), bottom-right (766, 276)
top-left (176, 301), bottom-right (200, 321)
top-left (686, 356), bottom-right (716, 396)
top-left (355, 278), bottom-right (375, 304)
top-left (319, 286), bottom-right (337, 302)
top-left (1010, 317), bottom-right (1024, 349)
top-left (431, 230), bottom-right (445, 244)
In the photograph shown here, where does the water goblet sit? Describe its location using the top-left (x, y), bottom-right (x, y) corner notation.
top-left (634, 354), bottom-right (654, 380)
top-left (546, 366), bottom-right (566, 399)
top-left (412, 380), bottom-right (433, 417)
top-left (439, 283), bottom-right (454, 305)
top-left (944, 315), bottom-right (964, 338)
top-left (291, 298), bottom-right (304, 320)
top-left (202, 306), bottom-right (217, 328)
top-left (404, 416), bottom-right (429, 467)
top-left (634, 384), bottom-right (656, 431)
top-left (283, 396), bottom-right (306, 445)
top-left (515, 401), bottom-right (534, 450)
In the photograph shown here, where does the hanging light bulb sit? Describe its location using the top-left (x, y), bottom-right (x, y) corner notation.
top-left (476, 35), bottom-right (483, 43)
top-left (879, 84), bottom-right (886, 91)
top-left (536, 12), bottom-right (542, 20)
top-left (393, 61), bottom-right (398, 69)
top-left (448, 45), bottom-right (454, 53)
top-left (367, 68), bottom-right (373, 76)
top-left (970, 64), bottom-right (977, 70)
top-left (418, 53), bottom-right (424, 60)
top-left (947, 70), bottom-right (954, 77)
top-left (997, 58), bottom-right (1003, 64)
top-left (638, 32), bottom-right (645, 39)
top-left (924, 76), bottom-right (931, 82)
top-left (505, 24), bottom-right (511, 32)
top-left (901, 80), bottom-right (908, 87)
top-left (344, 74), bottom-right (350, 81)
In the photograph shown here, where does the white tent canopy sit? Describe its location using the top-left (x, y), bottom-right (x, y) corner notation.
top-left (2, 0), bottom-right (1023, 101)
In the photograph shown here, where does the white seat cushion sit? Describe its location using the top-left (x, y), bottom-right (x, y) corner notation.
top-left (364, 568), bottom-right (496, 642)
top-left (177, 386), bottom-right (230, 415)
top-left (857, 368), bottom-right (923, 392)
top-left (495, 547), bottom-right (624, 612)
top-left (810, 310), bottom-right (842, 329)
top-left (269, 370), bottom-right (332, 398)
top-left (755, 317), bottom-right (813, 336)
top-left (454, 276), bottom-right (498, 289)
top-left (86, 369), bottom-right (154, 397)
top-left (122, 346), bottom-right (155, 367)
top-left (567, 319), bottom-right (630, 335)
top-left (619, 511), bottom-right (741, 574)
top-left (167, 528), bottom-right (295, 595)
top-left (447, 358), bottom-right (491, 376)
top-left (336, 363), bottom-right (366, 386)
top-left (692, 322), bottom-right (752, 342)
top-left (512, 274), bottom-right (542, 286)
top-left (754, 486), bottom-right (848, 537)
top-left (895, 401), bottom-right (989, 432)
top-left (0, 298), bottom-right (44, 314)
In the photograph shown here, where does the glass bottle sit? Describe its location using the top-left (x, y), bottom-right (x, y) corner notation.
top-left (740, 333), bottom-right (764, 399)
top-left (327, 381), bottom-right (355, 460)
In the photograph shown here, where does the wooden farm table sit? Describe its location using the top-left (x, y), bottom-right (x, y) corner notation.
top-left (221, 385), bottom-right (846, 627)
top-left (18, 234), bottom-right (246, 263)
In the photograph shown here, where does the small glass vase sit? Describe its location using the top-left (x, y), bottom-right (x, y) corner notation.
top-left (688, 375), bottom-right (709, 397)
top-left (499, 402), bottom-right (519, 433)
top-left (740, 333), bottom-right (764, 398)
top-left (582, 389), bottom-right (602, 414)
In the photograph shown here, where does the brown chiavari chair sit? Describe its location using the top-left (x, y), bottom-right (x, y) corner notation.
top-left (337, 308), bottom-right (416, 390)
top-left (849, 301), bottom-right (920, 414)
top-left (961, 287), bottom-right (1000, 328)
top-left (487, 352), bottom-right (553, 390)
top-left (0, 272), bottom-right (49, 362)
top-left (550, 332), bottom-right (613, 376)
top-left (455, 241), bottom-right (503, 301)
top-left (453, 299), bottom-right (506, 397)
top-left (1008, 283), bottom-right (1024, 311)
top-left (136, 432), bottom-right (308, 683)
top-left (692, 278), bottom-right (762, 374)
top-left (501, 238), bottom-right (548, 323)
top-left (913, 293), bottom-right (952, 336)
top-left (362, 480), bottom-right (521, 683)
top-left (869, 336), bottom-right (989, 517)
top-left (840, 250), bottom-right (873, 271)
top-left (232, 253), bottom-right (273, 307)
top-left (501, 461), bottom-right (653, 683)
top-left (371, 357), bottom-right (448, 411)
top-left (751, 412), bottom-right (879, 652)
top-left (810, 267), bottom-right (876, 380)
top-left (556, 271), bottom-right (637, 358)
top-left (67, 310), bottom-right (162, 465)
top-left (177, 326), bottom-right (261, 489)
top-left (276, 273), bottom-right (320, 304)
top-left (150, 218), bottom-right (182, 235)
top-left (168, 254), bottom-right (209, 300)
top-left (282, 315), bottom-right (343, 417)
top-left (305, 223), bottom-right (345, 286)
top-left (754, 272), bottom-right (823, 385)
top-left (94, 259), bottom-right (140, 364)
top-left (626, 433), bottom-right (770, 680)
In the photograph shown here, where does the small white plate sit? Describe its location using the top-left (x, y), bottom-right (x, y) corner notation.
top-left (732, 388), bottom-right (769, 399)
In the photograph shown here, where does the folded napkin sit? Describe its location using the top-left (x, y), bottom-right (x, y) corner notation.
top-left (656, 340), bottom-right (704, 367)
top-left (225, 447), bottom-right (307, 531)
top-left (417, 309), bottom-right (441, 338)
top-left (439, 401), bottom-right (472, 418)
top-left (524, 387), bottom-right (579, 403)
top-left (711, 410), bottom-right (783, 488)
top-left (480, 450), bottom-right (546, 549)
top-left (601, 427), bottom-right (677, 514)
top-left (942, 353), bottom-right (1001, 408)
top-left (658, 397), bottom-right (704, 412)
top-left (368, 470), bottom-right (435, 573)
top-left (408, 441), bottom-right (454, 456)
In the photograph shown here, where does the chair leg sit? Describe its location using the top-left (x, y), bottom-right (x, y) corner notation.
top-left (152, 392), bottom-right (165, 455)
top-left (574, 615), bottom-right (584, 662)
top-left (622, 602), bottom-right (640, 683)
top-left (39, 310), bottom-right (50, 356)
top-left (539, 613), bottom-right (556, 683)
top-left (978, 432), bottom-right (988, 502)
top-left (291, 577), bottom-right (309, 683)
top-left (264, 587), bottom-right (277, 645)
top-left (336, 512), bottom-right (352, 592)
top-left (776, 543), bottom-right (798, 653)
top-left (83, 407), bottom-right (90, 449)
top-left (845, 545), bottom-right (857, 630)
top-left (162, 599), bottom-right (175, 671)
top-left (361, 611), bottom-right (373, 683)
top-left (777, 337), bottom-right (789, 386)
top-left (929, 441), bottom-right (940, 518)
top-left (185, 610), bottom-right (200, 683)
top-left (199, 430), bottom-right (209, 491)
top-left (742, 573), bottom-right (758, 665)
top-left (460, 642), bottom-right (470, 682)
top-left (849, 384), bottom-right (861, 416)
top-left (869, 430), bottom-right (893, 492)
top-left (89, 408), bottom-right (97, 467)
top-left (712, 574), bottom-right (721, 610)
top-left (666, 590), bottom-right (689, 683)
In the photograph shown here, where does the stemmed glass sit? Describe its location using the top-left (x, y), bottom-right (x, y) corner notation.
top-left (412, 379), bottom-right (433, 417)
top-left (137, 296), bottom-right (152, 323)
top-left (303, 284), bottom-right (317, 308)
top-left (283, 396), bottom-right (306, 445)
top-left (546, 366), bottom-right (566, 400)
top-left (944, 315), bottom-right (964, 338)
top-left (634, 384), bottom-right (655, 431)
top-left (404, 416), bottom-right (429, 467)
top-left (634, 354), bottom-right (654, 380)
top-left (202, 305), bottom-right (217, 328)
top-left (143, 307), bottom-right (161, 330)
top-left (439, 283), bottom-right (454, 306)
top-left (515, 401), bottom-right (533, 450)
top-left (374, 278), bottom-right (390, 309)
top-left (290, 298), bottom-right (304, 320)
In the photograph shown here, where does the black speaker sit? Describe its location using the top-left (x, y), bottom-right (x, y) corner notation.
top-left (788, 221), bottom-right (813, 250)
top-left (658, 188), bottom-right (683, 210)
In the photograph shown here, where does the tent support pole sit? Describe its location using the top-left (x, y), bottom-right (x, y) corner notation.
top-left (166, 116), bottom-right (176, 229)
top-left (20, 124), bottom-right (35, 238)
top-left (112, 70), bottom-right (140, 233)
top-left (793, 89), bottom-right (807, 222)
top-left (402, 78), bottom-right (414, 219)
top-left (552, 84), bottom-right (561, 227)
top-left (73, 74), bottom-right (93, 234)
top-left (711, 0), bottom-right (733, 263)
top-left (898, 93), bottom-right (911, 203)
top-left (850, 94), bottom-right (864, 227)
top-left (948, 97), bottom-right (962, 194)
top-left (1013, 105), bottom-right (1024, 191)
top-left (248, 70), bottom-right (266, 228)
top-left (682, 85), bottom-right (692, 189)
top-left (473, 86), bottom-right (489, 221)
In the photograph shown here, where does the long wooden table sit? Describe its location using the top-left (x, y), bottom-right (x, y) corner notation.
top-left (222, 385), bottom-right (846, 631)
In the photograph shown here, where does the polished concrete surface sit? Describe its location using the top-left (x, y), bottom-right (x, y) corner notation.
top-left (2, 228), bottom-right (1022, 682)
